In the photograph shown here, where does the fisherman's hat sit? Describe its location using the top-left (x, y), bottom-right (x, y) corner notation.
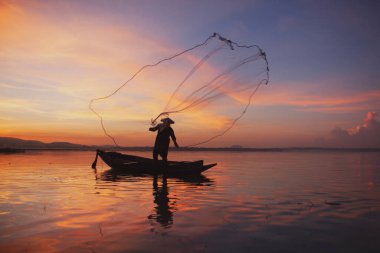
top-left (161, 117), bottom-right (175, 124)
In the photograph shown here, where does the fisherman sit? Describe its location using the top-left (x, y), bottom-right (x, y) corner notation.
top-left (149, 117), bottom-right (179, 165)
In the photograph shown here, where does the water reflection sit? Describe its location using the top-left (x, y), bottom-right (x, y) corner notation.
top-left (148, 175), bottom-right (173, 228)
top-left (98, 169), bottom-right (214, 230)
top-left (99, 168), bottom-right (213, 184)
top-left (1, 151), bottom-right (380, 253)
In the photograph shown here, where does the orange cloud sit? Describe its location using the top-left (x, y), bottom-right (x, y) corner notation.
top-left (348, 111), bottom-right (377, 135)
top-left (0, 0), bottom-right (188, 145)
top-left (256, 83), bottom-right (380, 113)
top-left (327, 111), bottom-right (380, 148)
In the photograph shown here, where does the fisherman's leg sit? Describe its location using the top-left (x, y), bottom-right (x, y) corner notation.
top-left (161, 149), bottom-right (168, 167)
top-left (161, 157), bottom-right (168, 168)
top-left (153, 148), bottom-right (159, 164)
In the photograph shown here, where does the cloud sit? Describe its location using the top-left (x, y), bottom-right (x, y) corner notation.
top-left (328, 111), bottom-right (380, 148)
top-left (256, 81), bottom-right (380, 113)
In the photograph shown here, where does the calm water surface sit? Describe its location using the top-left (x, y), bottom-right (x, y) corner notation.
top-left (0, 150), bottom-right (379, 252)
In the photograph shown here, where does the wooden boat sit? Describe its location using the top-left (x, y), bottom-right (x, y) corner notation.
top-left (92, 150), bottom-right (216, 175)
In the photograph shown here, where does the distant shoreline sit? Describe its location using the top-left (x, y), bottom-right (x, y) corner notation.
top-left (0, 148), bottom-right (25, 154)
top-left (1, 147), bottom-right (380, 153)
top-left (2, 137), bottom-right (380, 153)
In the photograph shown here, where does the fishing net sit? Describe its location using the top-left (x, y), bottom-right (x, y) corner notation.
top-left (89, 33), bottom-right (269, 147)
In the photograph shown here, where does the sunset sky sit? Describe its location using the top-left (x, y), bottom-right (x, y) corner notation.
top-left (1, 0), bottom-right (379, 148)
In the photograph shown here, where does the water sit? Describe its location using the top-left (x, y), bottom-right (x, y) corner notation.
top-left (0, 150), bottom-right (379, 253)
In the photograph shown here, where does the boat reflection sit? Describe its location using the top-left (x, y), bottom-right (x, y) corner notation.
top-left (99, 168), bottom-right (213, 185)
top-left (98, 169), bottom-right (214, 229)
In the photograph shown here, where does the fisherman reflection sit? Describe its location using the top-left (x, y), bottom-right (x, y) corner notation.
top-left (148, 175), bottom-right (174, 228)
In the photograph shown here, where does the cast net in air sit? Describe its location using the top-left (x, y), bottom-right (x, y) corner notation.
top-left (89, 33), bottom-right (269, 147)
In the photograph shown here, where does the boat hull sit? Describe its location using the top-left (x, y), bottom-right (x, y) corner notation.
top-left (96, 150), bottom-right (216, 175)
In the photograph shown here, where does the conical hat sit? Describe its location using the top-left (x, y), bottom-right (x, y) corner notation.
top-left (161, 117), bottom-right (175, 124)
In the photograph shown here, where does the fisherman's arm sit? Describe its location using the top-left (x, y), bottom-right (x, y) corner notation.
top-left (149, 125), bottom-right (159, 132)
top-left (170, 128), bottom-right (179, 148)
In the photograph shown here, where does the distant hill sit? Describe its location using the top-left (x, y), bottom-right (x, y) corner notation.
top-left (0, 137), bottom-right (91, 150)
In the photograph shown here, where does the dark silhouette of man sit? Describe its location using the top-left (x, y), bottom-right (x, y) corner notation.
top-left (149, 117), bottom-right (179, 165)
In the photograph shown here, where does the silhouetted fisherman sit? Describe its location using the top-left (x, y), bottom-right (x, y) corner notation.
top-left (149, 117), bottom-right (179, 165)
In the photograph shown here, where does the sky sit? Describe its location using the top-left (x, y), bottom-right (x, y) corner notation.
top-left (1, 0), bottom-right (380, 148)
